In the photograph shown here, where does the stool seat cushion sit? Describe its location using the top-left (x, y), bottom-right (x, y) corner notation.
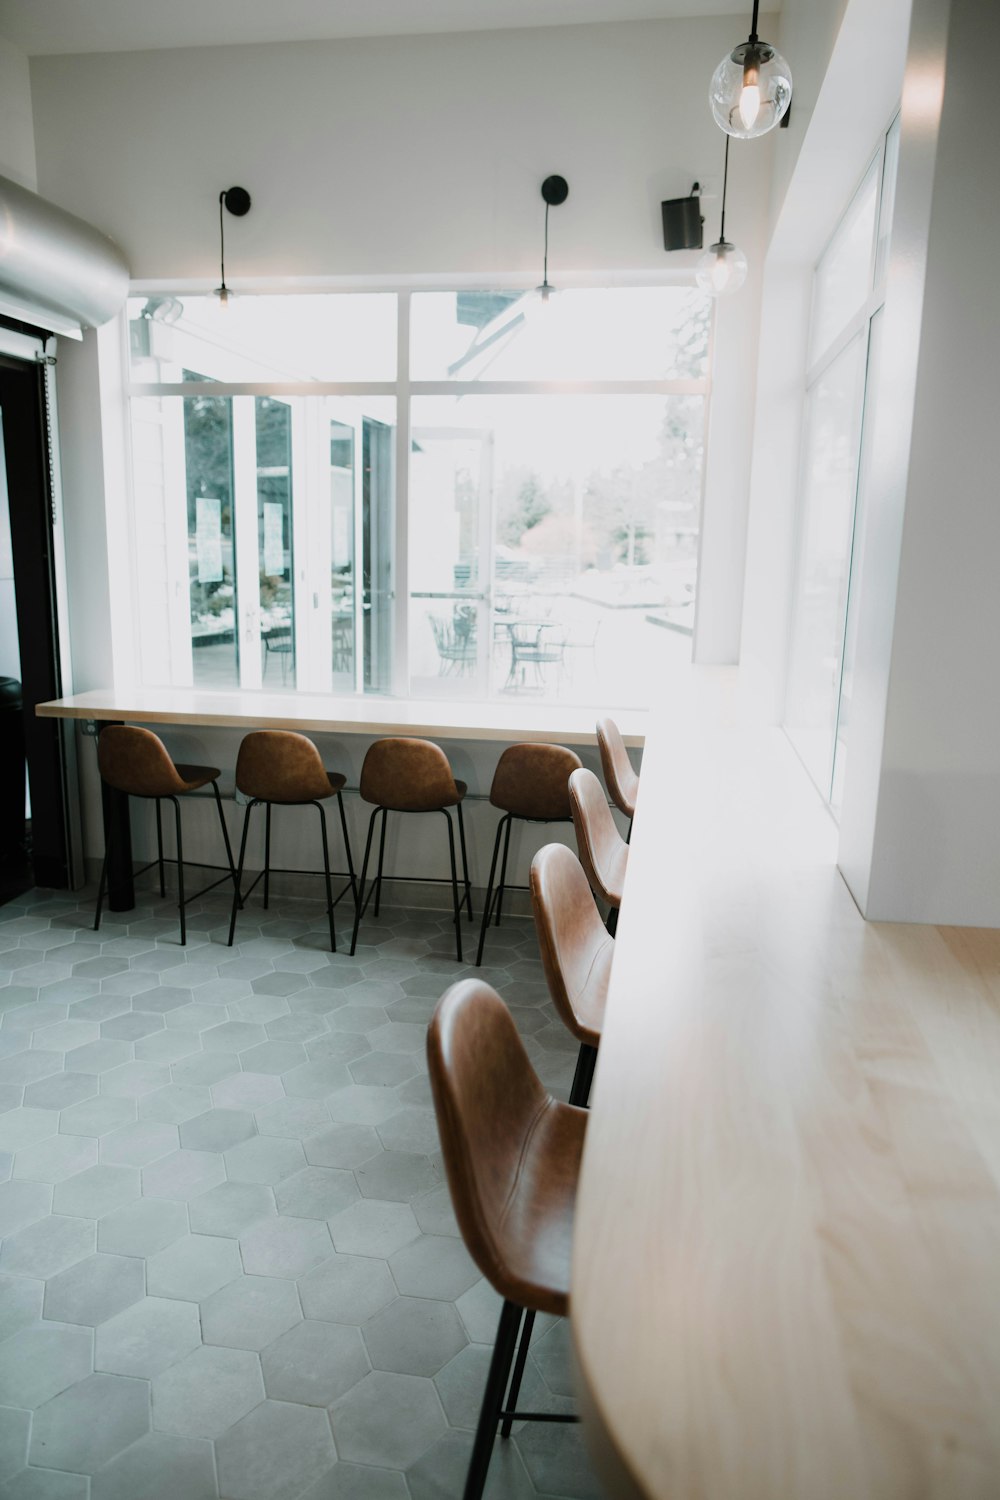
top-left (360, 737), bottom-right (465, 812)
top-left (488, 743), bottom-right (582, 821)
top-left (97, 726), bottom-right (220, 800)
top-left (235, 731), bottom-right (341, 804)
top-left (428, 980), bottom-right (586, 1317)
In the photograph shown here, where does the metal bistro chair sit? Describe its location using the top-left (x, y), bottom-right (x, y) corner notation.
top-left (428, 980), bottom-right (586, 1500)
top-left (94, 725), bottom-right (238, 946)
top-left (227, 731), bottom-right (356, 952)
top-left (349, 737), bottom-right (473, 962)
top-left (530, 843), bottom-right (612, 1107)
top-left (504, 620), bottom-right (566, 692)
top-left (568, 765), bottom-right (629, 937)
top-left (475, 742), bottom-right (582, 967)
top-left (430, 612), bottom-right (477, 677)
top-left (597, 715), bottom-right (640, 842)
top-left (262, 626), bottom-right (294, 684)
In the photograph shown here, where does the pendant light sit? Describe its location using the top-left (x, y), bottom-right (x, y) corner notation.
top-left (695, 139), bottom-right (747, 297)
top-left (214, 186), bottom-right (251, 307)
top-left (709, 0), bottom-right (791, 139)
top-left (531, 175), bottom-right (569, 312)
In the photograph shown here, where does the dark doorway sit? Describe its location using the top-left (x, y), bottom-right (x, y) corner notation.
top-left (0, 350), bottom-right (74, 898)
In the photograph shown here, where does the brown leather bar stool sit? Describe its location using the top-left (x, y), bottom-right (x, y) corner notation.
top-left (428, 979), bottom-right (586, 1500)
top-left (349, 737), bottom-right (472, 962)
top-left (597, 715), bottom-right (640, 841)
top-left (568, 765), bottom-right (629, 936)
top-left (226, 731), bottom-right (356, 952)
top-left (530, 842), bottom-right (613, 1107)
top-left (475, 742), bottom-right (582, 967)
top-left (94, 725), bottom-right (237, 946)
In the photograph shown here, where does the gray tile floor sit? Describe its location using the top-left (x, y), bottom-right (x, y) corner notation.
top-left (0, 881), bottom-right (606, 1499)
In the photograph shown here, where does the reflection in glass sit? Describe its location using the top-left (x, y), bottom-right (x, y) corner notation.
top-left (184, 394), bottom-right (239, 689)
top-left (785, 334), bottom-right (866, 792)
top-left (810, 159), bottom-right (878, 363)
top-left (256, 397), bottom-right (295, 690)
top-left (330, 420), bottom-right (355, 686)
top-left (408, 393), bottom-right (705, 706)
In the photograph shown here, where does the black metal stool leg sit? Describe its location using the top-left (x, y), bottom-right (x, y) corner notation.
top-left (336, 790), bottom-right (358, 905)
top-left (373, 808), bottom-right (388, 918)
top-left (500, 1308), bottom-right (536, 1439)
top-left (314, 801), bottom-right (336, 953)
top-left (263, 803), bottom-right (272, 909)
top-left (456, 800), bottom-right (473, 920)
top-left (155, 799), bottom-right (165, 897)
top-left (169, 796), bottom-right (185, 946)
top-left (569, 1042), bottom-right (598, 1108)
top-left (212, 780), bottom-right (239, 898)
top-left (607, 906), bottom-right (618, 937)
top-left (94, 842), bottom-right (110, 932)
top-left (443, 810), bottom-right (463, 964)
top-left (227, 801), bottom-right (256, 947)
top-left (464, 1300), bottom-right (522, 1500)
top-left (475, 816), bottom-right (507, 968)
top-left (494, 815), bottom-right (514, 928)
top-left (349, 807), bottom-right (381, 956)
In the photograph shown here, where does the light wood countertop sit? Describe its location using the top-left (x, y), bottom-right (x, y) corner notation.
top-left (572, 688), bottom-right (1000, 1499)
top-left (35, 687), bottom-right (646, 748)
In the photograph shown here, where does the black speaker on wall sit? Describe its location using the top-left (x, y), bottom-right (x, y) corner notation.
top-left (661, 186), bottom-right (704, 251)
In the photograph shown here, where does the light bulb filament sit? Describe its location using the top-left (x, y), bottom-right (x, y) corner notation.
top-left (739, 57), bottom-right (761, 129)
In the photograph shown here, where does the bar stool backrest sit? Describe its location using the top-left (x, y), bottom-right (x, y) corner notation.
top-left (530, 843), bottom-right (612, 1030)
top-left (596, 716), bottom-right (640, 820)
top-left (428, 979), bottom-right (559, 1304)
top-left (568, 766), bottom-right (628, 906)
top-left (97, 725), bottom-right (191, 799)
top-left (235, 730), bottom-right (332, 804)
top-left (488, 743), bottom-right (582, 820)
top-left (360, 737), bottom-right (462, 811)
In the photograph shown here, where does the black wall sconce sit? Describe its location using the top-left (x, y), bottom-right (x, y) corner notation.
top-left (215, 186), bottom-right (251, 306)
top-left (661, 184), bottom-right (704, 252)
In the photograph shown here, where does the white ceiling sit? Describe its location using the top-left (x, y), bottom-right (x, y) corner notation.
top-left (0, 0), bottom-right (756, 56)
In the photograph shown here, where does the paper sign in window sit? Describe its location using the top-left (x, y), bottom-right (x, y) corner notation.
top-left (195, 497), bottom-right (223, 583)
top-left (263, 501), bottom-right (285, 576)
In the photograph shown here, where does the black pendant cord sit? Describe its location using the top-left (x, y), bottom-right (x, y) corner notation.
top-left (748, 0), bottom-right (759, 43)
top-left (543, 201), bottom-right (550, 290)
top-left (719, 136), bottom-right (730, 243)
top-left (218, 190), bottom-right (228, 295)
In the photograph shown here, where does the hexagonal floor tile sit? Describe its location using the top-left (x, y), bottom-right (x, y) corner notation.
top-left (0, 1271), bottom-right (43, 1340)
top-left (53, 1164), bottom-right (140, 1219)
top-left (210, 1072), bottom-right (284, 1111)
top-left (388, 1235), bottom-right (478, 1300)
top-left (239, 1215), bottom-right (332, 1279)
top-left (29, 1372), bottom-right (150, 1474)
top-left (58, 1096), bottom-right (136, 1138)
top-left (146, 1232), bottom-right (242, 1301)
top-left (0, 1321), bottom-right (93, 1407)
top-left (355, 1152), bottom-right (440, 1204)
top-left (187, 1180), bottom-right (275, 1238)
top-left (324, 1086), bottom-right (401, 1128)
top-left (433, 1342), bottom-right (549, 1431)
top-left (406, 1427), bottom-right (535, 1500)
top-left (274, 1165), bottom-right (359, 1221)
top-left (0, 1179), bottom-right (52, 1237)
top-left (98, 1061), bottom-right (171, 1098)
top-left (0, 1213), bottom-right (96, 1277)
top-left (297, 1253), bottom-right (398, 1326)
top-left (13, 1134), bottom-right (97, 1184)
top-left (201, 1273), bottom-right (302, 1352)
top-left (179, 1108), bottom-right (256, 1152)
top-left (0, 1404), bottom-right (30, 1482)
top-left (98, 1196), bottom-right (188, 1258)
top-left (90, 1429), bottom-right (217, 1500)
top-left (138, 1084), bottom-right (212, 1125)
top-left (303, 1122), bottom-right (380, 1170)
top-left (215, 1398), bottom-right (335, 1500)
top-left (142, 1149), bottom-right (226, 1201)
top-left (254, 1097), bottom-right (330, 1140)
top-left (376, 1108), bottom-right (440, 1157)
top-left (330, 1199), bottom-right (420, 1259)
top-left (152, 1344), bottom-right (264, 1438)
top-left (349, 1051), bottom-right (419, 1089)
top-left (298, 1463), bottom-right (409, 1500)
top-left (330, 1370), bottom-right (447, 1470)
top-left (43, 1250), bottom-right (145, 1326)
top-left (363, 1297), bottom-right (467, 1377)
top-left (515, 1420), bottom-right (605, 1499)
top-left (95, 1295), bottom-right (202, 1378)
top-left (260, 1319), bottom-right (368, 1405)
top-left (224, 1136), bottom-right (305, 1186)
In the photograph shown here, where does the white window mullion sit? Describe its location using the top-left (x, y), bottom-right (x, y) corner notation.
top-left (392, 291), bottom-right (410, 697)
top-left (233, 395), bottom-right (262, 690)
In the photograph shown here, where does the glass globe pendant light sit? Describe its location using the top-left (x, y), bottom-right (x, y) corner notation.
top-left (710, 0), bottom-right (791, 139)
top-left (213, 186), bottom-right (251, 309)
top-left (528, 175), bottom-right (569, 315)
top-left (695, 138), bottom-right (747, 298)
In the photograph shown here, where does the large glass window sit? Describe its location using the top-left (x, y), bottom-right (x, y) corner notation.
top-left (127, 285), bottom-right (709, 708)
top-left (785, 115), bottom-right (900, 805)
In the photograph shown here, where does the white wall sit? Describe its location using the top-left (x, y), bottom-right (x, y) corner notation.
top-left (0, 32), bottom-right (36, 190)
top-left (840, 0), bottom-right (1000, 924)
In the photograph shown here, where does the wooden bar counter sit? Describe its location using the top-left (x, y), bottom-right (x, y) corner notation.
top-left (572, 683), bottom-right (1000, 1500)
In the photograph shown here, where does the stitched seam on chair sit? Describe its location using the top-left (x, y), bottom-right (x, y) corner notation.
top-left (496, 1094), bottom-right (551, 1237)
top-left (572, 934), bottom-right (614, 1011)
